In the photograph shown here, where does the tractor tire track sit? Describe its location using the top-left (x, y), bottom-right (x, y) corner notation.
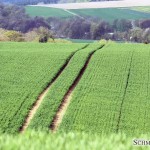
top-left (50, 45), bottom-right (105, 132)
top-left (19, 44), bottom-right (89, 133)
top-left (116, 50), bottom-right (134, 133)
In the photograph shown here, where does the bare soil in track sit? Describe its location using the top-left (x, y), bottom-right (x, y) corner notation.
top-left (19, 45), bottom-right (88, 133)
top-left (50, 45), bottom-right (104, 132)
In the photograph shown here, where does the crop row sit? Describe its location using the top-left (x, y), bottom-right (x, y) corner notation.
top-left (118, 44), bottom-right (150, 135)
top-left (59, 43), bottom-right (145, 134)
top-left (28, 43), bottom-right (102, 131)
top-left (0, 42), bottom-right (85, 133)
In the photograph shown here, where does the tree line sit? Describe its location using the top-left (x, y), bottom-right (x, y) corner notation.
top-left (47, 17), bottom-right (150, 43)
top-left (0, 3), bottom-right (150, 43)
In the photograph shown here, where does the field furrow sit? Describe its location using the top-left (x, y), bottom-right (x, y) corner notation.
top-left (59, 44), bottom-right (136, 134)
top-left (118, 45), bottom-right (150, 135)
top-left (116, 50), bottom-right (134, 133)
top-left (50, 45), bottom-right (104, 131)
top-left (0, 43), bottom-right (85, 133)
top-left (19, 44), bottom-right (89, 133)
top-left (1, 42), bottom-right (150, 137)
top-left (28, 44), bottom-right (103, 131)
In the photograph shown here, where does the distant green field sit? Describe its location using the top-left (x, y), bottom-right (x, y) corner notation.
top-left (26, 6), bottom-right (150, 22)
top-left (69, 8), bottom-right (150, 22)
top-left (130, 6), bottom-right (150, 13)
top-left (25, 6), bottom-right (74, 18)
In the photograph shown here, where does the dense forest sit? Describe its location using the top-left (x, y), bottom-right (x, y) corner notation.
top-left (1, 0), bottom-right (116, 5)
top-left (0, 3), bottom-right (150, 43)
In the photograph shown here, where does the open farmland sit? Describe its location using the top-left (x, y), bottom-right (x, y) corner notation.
top-left (25, 6), bottom-right (74, 18)
top-left (0, 42), bottom-right (85, 133)
top-left (130, 6), bottom-right (150, 13)
top-left (28, 43), bottom-right (103, 131)
top-left (26, 6), bottom-right (150, 21)
top-left (59, 43), bottom-right (150, 135)
top-left (69, 8), bottom-right (150, 22)
top-left (1, 42), bottom-right (150, 149)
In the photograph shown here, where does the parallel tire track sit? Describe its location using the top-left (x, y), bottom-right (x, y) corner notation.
top-left (19, 44), bottom-right (89, 133)
top-left (50, 45), bottom-right (105, 132)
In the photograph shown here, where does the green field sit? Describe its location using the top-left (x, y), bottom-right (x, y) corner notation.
top-left (25, 6), bottom-right (74, 18)
top-left (26, 6), bottom-right (150, 22)
top-left (1, 42), bottom-right (150, 148)
top-left (0, 42), bottom-right (85, 133)
top-left (70, 8), bottom-right (150, 22)
top-left (59, 43), bottom-right (150, 135)
top-left (29, 43), bottom-right (102, 130)
top-left (67, 38), bottom-right (97, 43)
top-left (0, 131), bottom-right (149, 150)
top-left (130, 6), bottom-right (150, 13)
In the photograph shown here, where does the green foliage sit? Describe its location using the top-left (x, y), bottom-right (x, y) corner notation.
top-left (29, 44), bottom-right (102, 130)
top-left (0, 131), bottom-right (149, 150)
top-left (0, 42), bottom-right (84, 133)
top-left (60, 43), bottom-right (150, 135)
top-left (0, 4), bottom-right (51, 33)
top-left (99, 39), bottom-right (107, 45)
top-left (0, 42), bottom-right (150, 136)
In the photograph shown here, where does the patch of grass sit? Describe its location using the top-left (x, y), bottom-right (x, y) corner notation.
top-left (25, 6), bottom-right (150, 22)
top-left (0, 130), bottom-right (149, 150)
top-left (69, 8), bottom-right (150, 22)
top-left (25, 6), bottom-right (74, 18)
top-left (130, 6), bottom-right (150, 13)
top-left (67, 39), bottom-right (97, 43)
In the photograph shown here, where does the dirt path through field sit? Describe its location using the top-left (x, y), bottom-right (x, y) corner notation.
top-left (50, 45), bottom-right (104, 132)
top-left (19, 44), bottom-right (89, 133)
top-left (63, 9), bottom-right (84, 19)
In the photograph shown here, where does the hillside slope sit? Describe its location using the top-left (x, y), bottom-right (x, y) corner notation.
top-left (26, 6), bottom-right (150, 22)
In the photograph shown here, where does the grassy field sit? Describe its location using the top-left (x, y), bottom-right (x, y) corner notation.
top-left (67, 39), bottom-right (97, 43)
top-left (59, 43), bottom-right (150, 136)
top-left (25, 6), bottom-right (74, 18)
top-left (26, 6), bottom-right (150, 22)
top-left (130, 6), bottom-right (150, 13)
top-left (1, 42), bottom-right (150, 148)
top-left (0, 42), bottom-right (84, 133)
top-left (69, 8), bottom-right (150, 22)
top-left (0, 131), bottom-right (149, 150)
top-left (29, 44), bottom-right (102, 131)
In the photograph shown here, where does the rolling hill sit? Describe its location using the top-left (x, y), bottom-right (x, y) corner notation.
top-left (26, 6), bottom-right (150, 22)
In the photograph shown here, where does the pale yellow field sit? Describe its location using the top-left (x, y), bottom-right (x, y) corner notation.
top-left (33, 0), bottom-right (150, 9)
